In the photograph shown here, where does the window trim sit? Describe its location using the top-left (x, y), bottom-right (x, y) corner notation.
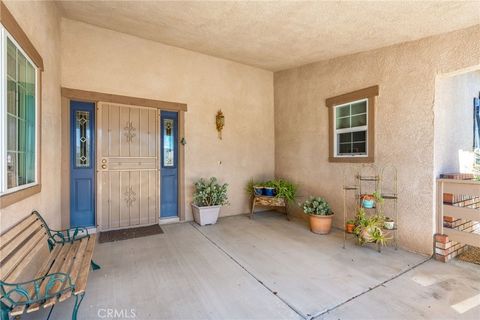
top-left (326, 85), bottom-right (378, 163)
top-left (0, 1), bottom-right (43, 208)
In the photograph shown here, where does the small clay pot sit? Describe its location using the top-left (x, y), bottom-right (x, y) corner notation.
top-left (346, 223), bottom-right (355, 234)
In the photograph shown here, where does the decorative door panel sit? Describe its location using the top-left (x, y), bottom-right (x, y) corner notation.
top-left (70, 101), bottom-right (96, 228)
top-left (97, 102), bottom-right (159, 231)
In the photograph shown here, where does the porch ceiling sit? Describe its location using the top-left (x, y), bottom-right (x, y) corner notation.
top-left (56, 1), bottom-right (480, 71)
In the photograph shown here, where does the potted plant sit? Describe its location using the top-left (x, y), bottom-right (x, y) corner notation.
top-left (345, 219), bottom-right (355, 233)
top-left (302, 197), bottom-right (334, 234)
top-left (360, 191), bottom-right (383, 209)
top-left (271, 179), bottom-right (297, 203)
top-left (263, 181), bottom-right (276, 197)
top-left (246, 179), bottom-right (297, 201)
top-left (353, 208), bottom-right (388, 246)
top-left (384, 217), bottom-right (395, 230)
top-left (246, 180), bottom-right (264, 196)
top-left (192, 177), bottom-right (229, 226)
top-left (253, 185), bottom-right (264, 196)
top-left (360, 194), bottom-right (375, 208)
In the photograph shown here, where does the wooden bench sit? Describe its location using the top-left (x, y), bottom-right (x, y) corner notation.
top-left (250, 195), bottom-right (289, 220)
top-left (0, 211), bottom-right (100, 320)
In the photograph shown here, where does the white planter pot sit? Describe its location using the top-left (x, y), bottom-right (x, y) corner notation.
top-left (192, 204), bottom-right (221, 226)
top-left (384, 220), bottom-right (395, 230)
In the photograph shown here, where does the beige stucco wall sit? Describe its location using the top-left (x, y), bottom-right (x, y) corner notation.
top-left (434, 70), bottom-right (480, 176)
top-left (60, 18), bottom-right (274, 222)
top-left (274, 25), bottom-right (480, 255)
top-left (0, 1), bottom-right (62, 232)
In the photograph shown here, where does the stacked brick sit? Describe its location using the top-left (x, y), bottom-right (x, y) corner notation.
top-left (434, 194), bottom-right (480, 262)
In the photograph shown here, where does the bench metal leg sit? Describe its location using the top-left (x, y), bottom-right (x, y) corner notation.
top-left (72, 293), bottom-right (85, 320)
top-left (91, 260), bottom-right (101, 270)
top-left (0, 302), bottom-right (9, 320)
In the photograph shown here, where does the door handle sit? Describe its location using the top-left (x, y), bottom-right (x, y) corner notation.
top-left (101, 164), bottom-right (107, 169)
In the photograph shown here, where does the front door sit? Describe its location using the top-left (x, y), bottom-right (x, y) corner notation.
top-left (70, 101), bottom-right (95, 227)
top-left (97, 102), bottom-right (159, 230)
top-left (160, 111), bottom-right (178, 218)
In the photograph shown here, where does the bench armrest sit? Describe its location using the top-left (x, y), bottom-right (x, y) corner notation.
top-left (32, 210), bottom-right (89, 246)
top-left (0, 272), bottom-right (74, 308)
top-left (49, 227), bottom-right (90, 244)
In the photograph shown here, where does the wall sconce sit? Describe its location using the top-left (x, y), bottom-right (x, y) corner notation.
top-left (216, 110), bottom-right (225, 140)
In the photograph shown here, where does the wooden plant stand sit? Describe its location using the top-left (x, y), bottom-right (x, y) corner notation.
top-left (250, 195), bottom-right (289, 220)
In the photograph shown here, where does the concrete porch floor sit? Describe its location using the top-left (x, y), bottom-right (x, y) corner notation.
top-left (23, 212), bottom-right (479, 320)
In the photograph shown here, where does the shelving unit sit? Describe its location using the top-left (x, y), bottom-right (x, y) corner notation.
top-left (381, 165), bottom-right (398, 250)
top-left (342, 164), bottom-right (398, 252)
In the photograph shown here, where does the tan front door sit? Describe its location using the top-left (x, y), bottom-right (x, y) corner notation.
top-left (96, 102), bottom-right (159, 230)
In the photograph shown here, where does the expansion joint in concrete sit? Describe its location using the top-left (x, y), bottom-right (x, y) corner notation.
top-left (310, 255), bottom-right (433, 319)
top-left (191, 223), bottom-right (308, 319)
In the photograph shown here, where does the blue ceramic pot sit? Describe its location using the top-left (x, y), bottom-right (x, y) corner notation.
top-left (263, 187), bottom-right (276, 197)
top-left (362, 199), bottom-right (375, 208)
top-left (253, 186), bottom-right (264, 196)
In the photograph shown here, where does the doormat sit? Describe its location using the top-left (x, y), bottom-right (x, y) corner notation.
top-left (457, 246), bottom-right (480, 265)
top-left (99, 224), bottom-right (163, 243)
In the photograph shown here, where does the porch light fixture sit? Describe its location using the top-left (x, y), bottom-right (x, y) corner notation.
top-left (216, 110), bottom-right (225, 139)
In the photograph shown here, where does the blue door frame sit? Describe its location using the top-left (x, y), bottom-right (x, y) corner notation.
top-left (160, 111), bottom-right (179, 218)
top-left (70, 101), bottom-right (96, 228)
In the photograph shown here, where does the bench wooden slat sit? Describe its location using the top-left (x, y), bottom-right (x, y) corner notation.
top-left (9, 245), bottom-right (62, 316)
top-left (5, 238), bottom-right (46, 283)
top-left (74, 234), bottom-right (96, 295)
top-left (43, 241), bottom-right (81, 308)
top-left (1, 229), bottom-right (47, 281)
top-left (0, 215), bottom-right (37, 249)
top-left (59, 237), bottom-right (88, 302)
top-left (26, 243), bottom-right (71, 313)
top-left (0, 219), bottom-right (42, 264)
top-left (3, 212), bottom-right (98, 319)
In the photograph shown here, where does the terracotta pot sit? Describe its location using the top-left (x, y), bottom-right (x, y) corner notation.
top-left (346, 223), bottom-right (355, 233)
top-left (309, 213), bottom-right (334, 234)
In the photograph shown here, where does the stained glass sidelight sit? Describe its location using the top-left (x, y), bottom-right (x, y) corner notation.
top-left (163, 119), bottom-right (174, 167)
top-left (75, 111), bottom-right (90, 167)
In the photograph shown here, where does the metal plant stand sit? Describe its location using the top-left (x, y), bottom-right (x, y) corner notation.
top-left (342, 164), bottom-right (398, 252)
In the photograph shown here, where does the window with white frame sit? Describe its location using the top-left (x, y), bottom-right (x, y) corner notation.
top-left (326, 85), bottom-right (378, 163)
top-left (334, 99), bottom-right (368, 157)
top-left (0, 27), bottom-right (39, 195)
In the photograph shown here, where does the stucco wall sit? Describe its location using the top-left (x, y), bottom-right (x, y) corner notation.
top-left (274, 25), bottom-right (480, 255)
top-left (434, 70), bottom-right (480, 176)
top-left (0, 1), bottom-right (62, 232)
top-left (60, 18), bottom-right (274, 222)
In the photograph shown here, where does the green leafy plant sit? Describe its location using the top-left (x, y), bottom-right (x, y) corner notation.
top-left (346, 219), bottom-right (355, 225)
top-left (193, 177), bottom-right (229, 207)
top-left (271, 179), bottom-right (297, 202)
top-left (245, 179), bottom-right (297, 202)
top-left (373, 191), bottom-right (384, 205)
top-left (353, 208), bottom-right (388, 246)
top-left (302, 197), bottom-right (332, 216)
top-left (245, 180), bottom-right (257, 195)
top-left (263, 180), bottom-right (276, 188)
